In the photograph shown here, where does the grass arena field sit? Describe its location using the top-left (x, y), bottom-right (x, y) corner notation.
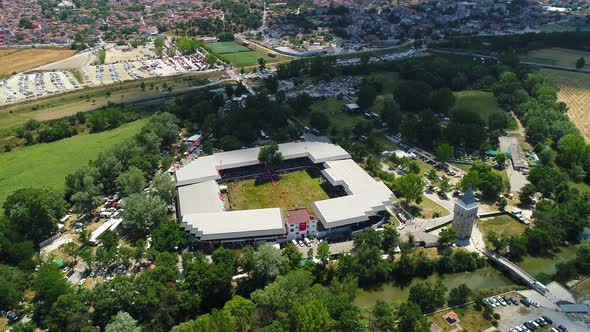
top-left (0, 48), bottom-right (77, 77)
top-left (542, 69), bottom-right (590, 142)
top-left (207, 41), bottom-right (251, 54)
top-left (225, 170), bottom-right (330, 212)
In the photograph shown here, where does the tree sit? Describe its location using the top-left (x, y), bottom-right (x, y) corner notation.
top-left (357, 81), bottom-right (377, 109)
top-left (381, 96), bottom-right (402, 132)
top-left (121, 194), bottom-right (167, 238)
top-left (290, 299), bottom-right (335, 332)
top-left (220, 135), bottom-right (241, 151)
top-left (152, 172), bottom-right (176, 205)
top-left (152, 219), bottom-right (188, 252)
top-left (258, 143), bottom-right (284, 170)
top-left (486, 231), bottom-right (507, 253)
top-left (408, 281), bottom-right (447, 313)
top-left (371, 300), bottom-right (395, 332)
top-left (448, 284), bottom-right (471, 306)
top-left (117, 167), bottom-right (146, 197)
top-left (105, 311), bottom-right (141, 332)
top-left (258, 58), bottom-right (266, 71)
top-left (435, 143), bottom-right (453, 164)
top-left (394, 81), bottom-right (432, 112)
top-left (99, 230), bottom-right (118, 251)
top-left (222, 295), bottom-right (255, 332)
top-left (33, 263), bottom-right (70, 309)
top-left (407, 160), bottom-right (421, 174)
top-left (494, 153), bottom-right (507, 167)
top-left (47, 293), bottom-right (88, 331)
top-left (316, 241), bottom-right (331, 265)
top-left (430, 88), bottom-right (456, 113)
top-left (438, 228), bottom-right (456, 247)
top-left (382, 223), bottom-right (400, 252)
top-left (576, 57), bottom-right (585, 69)
top-left (397, 301), bottom-right (431, 332)
top-left (254, 244), bottom-right (288, 284)
top-left (519, 183), bottom-right (536, 205)
top-left (3, 187), bottom-right (67, 245)
top-left (394, 174), bottom-right (425, 203)
top-left (67, 166), bottom-right (103, 214)
top-left (309, 111), bottom-right (330, 132)
top-left (9, 322), bottom-right (35, 332)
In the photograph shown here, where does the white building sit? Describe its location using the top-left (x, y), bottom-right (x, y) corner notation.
top-left (451, 187), bottom-right (478, 240)
top-left (286, 208), bottom-right (318, 240)
top-left (175, 141), bottom-right (395, 243)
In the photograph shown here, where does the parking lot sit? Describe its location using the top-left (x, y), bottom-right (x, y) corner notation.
top-left (488, 291), bottom-right (588, 332)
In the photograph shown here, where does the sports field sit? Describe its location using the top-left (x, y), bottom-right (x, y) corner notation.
top-left (208, 41), bottom-right (277, 67)
top-left (523, 48), bottom-right (590, 69)
top-left (451, 90), bottom-right (505, 122)
top-left (0, 118), bottom-right (147, 206)
top-left (0, 48), bottom-right (76, 77)
top-left (207, 41), bottom-right (251, 54)
top-left (226, 170), bottom-right (330, 212)
top-left (541, 69), bottom-right (590, 142)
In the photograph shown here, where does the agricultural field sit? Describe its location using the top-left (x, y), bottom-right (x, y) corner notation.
top-left (451, 90), bottom-right (505, 122)
top-left (541, 69), bottom-right (590, 142)
top-left (0, 48), bottom-right (76, 77)
top-left (0, 118), bottom-right (147, 206)
top-left (209, 41), bottom-right (278, 67)
top-left (523, 48), bottom-right (590, 69)
top-left (226, 170), bottom-right (330, 212)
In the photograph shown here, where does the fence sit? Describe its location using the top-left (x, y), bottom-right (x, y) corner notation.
top-left (39, 233), bottom-right (62, 249)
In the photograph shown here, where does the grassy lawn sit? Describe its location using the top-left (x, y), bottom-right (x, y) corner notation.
top-left (299, 98), bottom-right (371, 133)
top-left (523, 48), bottom-right (590, 69)
top-left (227, 170), bottom-right (330, 212)
top-left (365, 72), bottom-right (400, 93)
top-left (478, 215), bottom-right (527, 246)
top-left (429, 304), bottom-right (492, 332)
top-left (207, 41), bottom-right (251, 54)
top-left (0, 48), bottom-right (77, 77)
top-left (451, 90), bottom-right (504, 122)
top-left (373, 135), bottom-right (401, 152)
top-left (0, 118), bottom-right (147, 206)
top-left (219, 51), bottom-right (273, 67)
top-left (568, 181), bottom-right (590, 193)
top-left (419, 195), bottom-right (449, 219)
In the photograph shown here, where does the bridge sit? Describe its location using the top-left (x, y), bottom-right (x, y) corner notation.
top-left (484, 249), bottom-right (537, 287)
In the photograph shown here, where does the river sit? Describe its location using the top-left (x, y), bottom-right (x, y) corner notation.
top-left (516, 241), bottom-right (588, 277)
top-left (353, 266), bottom-right (515, 307)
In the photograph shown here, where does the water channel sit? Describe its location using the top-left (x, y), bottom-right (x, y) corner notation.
top-left (353, 266), bottom-right (514, 307)
top-left (353, 242), bottom-right (587, 307)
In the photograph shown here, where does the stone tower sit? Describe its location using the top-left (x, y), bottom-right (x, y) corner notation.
top-left (452, 187), bottom-right (479, 240)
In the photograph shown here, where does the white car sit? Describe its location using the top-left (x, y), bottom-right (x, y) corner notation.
top-left (297, 239), bottom-right (304, 247)
top-left (78, 278), bottom-right (86, 286)
top-left (291, 239), bottom-right (298, 247)
top-left (303, 238), bottom-right (311, 247)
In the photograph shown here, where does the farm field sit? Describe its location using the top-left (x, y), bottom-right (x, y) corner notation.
top-left (451, 90), bottom-right (505, 122)
top-left (0, 118), bottom-right (147, 206)
top-left (541, 69), bottom-right (590, 142)
top-left (523, 48), bottom-right (590, 69)
top-left (226, 170), bottom-right (330, 212)
top-left (0, 48), bottom-right (76, 77)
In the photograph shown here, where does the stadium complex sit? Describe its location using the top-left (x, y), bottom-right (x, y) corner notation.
top-left (174, 141), bottom-right (396, 244)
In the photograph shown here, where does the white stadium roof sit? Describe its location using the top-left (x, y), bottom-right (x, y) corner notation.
top-left (175, 142), bottom-right (394, 241)
top-left (312, 160), bottom-right (395, 229)
top-left (175, 141), bottom-right (350, 186)
top-left (180, 209), bottom-right (285, 241)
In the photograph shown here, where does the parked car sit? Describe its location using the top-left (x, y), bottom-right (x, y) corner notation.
top-left (303, 238), bottom-right (311, 247)
top-left (6, 311), bottom-right (18, 322)
top-left (291, 239), bottom-right (298, 247)
top-left (297, 239), bottom-right (304, 247)
top-left (541, 315), bottom-right (553, 324)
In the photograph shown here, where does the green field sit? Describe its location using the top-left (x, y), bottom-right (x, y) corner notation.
top-left (207, 41), bottom-right (251, 54)
top-left (219, 51), bottom-right (270, 67)
top-left (478, 215), bottom-right (527, 247)
top-left (0, 119), bottom-right (147, 205)
top-left (451, 90), bottom-right (505, 122)
top-left (227, 170), bottom-right (329, 212)
top-left (299, 98), bottom-right (371, 133)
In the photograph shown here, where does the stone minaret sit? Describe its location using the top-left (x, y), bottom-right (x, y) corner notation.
top-left (452, 187), bottom-right (479, 240)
